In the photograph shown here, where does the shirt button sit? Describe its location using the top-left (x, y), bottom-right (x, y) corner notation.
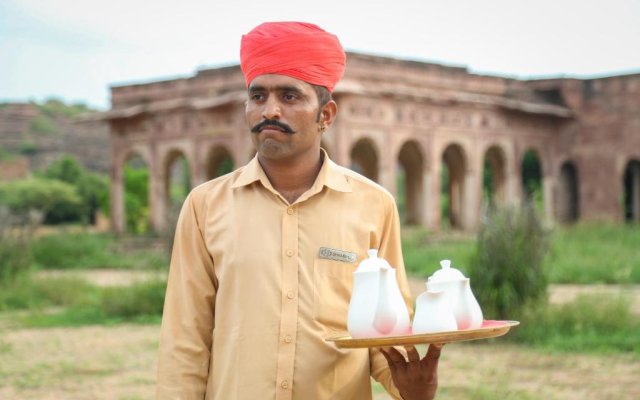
top-left (281, 380), bottom-right (289, 389)
top-left (287, 207), bottom-right (295, 215)
top-left (286, 249), bottom-right (294, 257)
top-left (284, 335), bottom-right (292, 343)
top-left (287, 291), bottom-right (295, 299)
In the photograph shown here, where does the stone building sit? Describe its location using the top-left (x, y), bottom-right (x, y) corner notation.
top-left (101, 52), bottom-right (640, 233)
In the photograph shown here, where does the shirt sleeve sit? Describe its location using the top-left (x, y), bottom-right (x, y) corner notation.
top-left (157, 191), bottom-right (217, 399)
top-left (369, 192), bottom-right (413, 400)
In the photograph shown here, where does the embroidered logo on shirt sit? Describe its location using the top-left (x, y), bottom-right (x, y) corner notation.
top-left (318, 247), bottom-right (357, 264)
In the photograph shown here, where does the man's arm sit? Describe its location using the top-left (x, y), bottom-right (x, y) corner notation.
top-left (157, 192), bottom-right (217, 399)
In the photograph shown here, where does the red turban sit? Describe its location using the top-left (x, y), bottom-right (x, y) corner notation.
top-left (240, 22), bottom-right (346, 92)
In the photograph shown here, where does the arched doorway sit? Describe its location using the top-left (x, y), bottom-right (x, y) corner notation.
top-left (441, 144), bottom-right (467, 229)
top-left (557, 161), bottom-right (579, 223)
top-left (397, 140), bottom-right (424, 225)
top-left (350, 138), bottom-right (379, 182)
top-left (206, 146), bottom-right (234, 180)
top-left (483, 145), bottom-right (507, 208)
top-left (123, 153), bottom-right (150, 234)
top-left (164, 150), bottom-right (191, 207)
top-left (623, 159), bottom-right (640, 222)
top-left (521, 149), bottom-right (543, 210)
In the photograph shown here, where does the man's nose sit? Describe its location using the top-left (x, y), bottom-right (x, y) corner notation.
top-left (262, 96), bottom-right (281, 120)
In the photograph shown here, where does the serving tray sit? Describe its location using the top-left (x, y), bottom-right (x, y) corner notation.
top-left (325, 320), bottom-right (519, 349)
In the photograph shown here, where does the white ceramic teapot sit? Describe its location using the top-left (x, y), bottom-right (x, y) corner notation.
top-left (347, 249), bottom-right (411, 338)
top-left (413, 259), bottom-right (483, 333)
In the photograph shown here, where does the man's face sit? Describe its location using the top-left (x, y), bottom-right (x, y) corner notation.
top-left (246, 74), bottom-right (323, 162)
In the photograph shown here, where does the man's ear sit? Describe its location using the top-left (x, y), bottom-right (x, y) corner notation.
top-left (319, 100), bottom-right (338, 129)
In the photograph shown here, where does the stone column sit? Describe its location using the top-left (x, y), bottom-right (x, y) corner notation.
top-left (149, 144), bottom-right (167, 233)
top-left (110, 158), bottom-right (125, 234)
top-left (381, 149), bottom-right (397, 199)
top-left (428, 153), bottom-right (441, 231)
top-left (543, 175), bottom-right (555, 223)
top-left (463, 164), bottom-right (482, 231)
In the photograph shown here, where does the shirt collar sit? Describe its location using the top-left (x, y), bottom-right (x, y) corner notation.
top-left (231, 149), bottom-right (352, 194)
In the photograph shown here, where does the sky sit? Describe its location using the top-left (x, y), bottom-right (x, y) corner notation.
top-left (1, 0), bottom-right (639, 110)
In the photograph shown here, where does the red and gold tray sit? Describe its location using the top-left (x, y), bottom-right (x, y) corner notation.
top-left (325, 320), bottom-right (519, 349)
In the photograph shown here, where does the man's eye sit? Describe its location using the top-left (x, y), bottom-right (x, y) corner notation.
top-left (283, 93), bottom-right (297, 101)
top-left (250, 93), bottom-right (264, 101)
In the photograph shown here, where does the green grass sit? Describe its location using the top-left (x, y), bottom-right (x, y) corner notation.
top-left (30, 232), bottom-right (168, 270)
top-left (402, 222), bottom-right (640, 284)
top-left (402, 227), bottom-right (475, 277)
top-left (0, 274), bottom-right (166, 327)
top-left (547, 222), bottom-right (640, 283)
top-left (511, 294), bottom-right (640, 355)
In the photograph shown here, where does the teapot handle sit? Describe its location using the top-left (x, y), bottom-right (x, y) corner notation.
top-left (372, 268), bottom-right (397, 334)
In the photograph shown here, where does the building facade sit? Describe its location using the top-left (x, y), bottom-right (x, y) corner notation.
top-left (102, 53), bottom-right (640, 233)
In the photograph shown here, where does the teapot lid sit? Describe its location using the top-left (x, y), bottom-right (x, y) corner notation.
top-left (429, 259), bottom-right (466, 282)
top-left (356, 249), bottom-right (392, 272)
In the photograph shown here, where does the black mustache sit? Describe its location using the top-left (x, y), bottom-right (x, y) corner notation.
top-left (251, 119), bottom-right (295, 135)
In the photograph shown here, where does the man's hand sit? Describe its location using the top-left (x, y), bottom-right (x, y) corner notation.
top-left (380, 344), bottom-right (442, 400)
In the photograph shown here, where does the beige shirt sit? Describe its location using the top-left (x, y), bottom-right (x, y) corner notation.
top-left (157, 152), bottom-right (413, 400)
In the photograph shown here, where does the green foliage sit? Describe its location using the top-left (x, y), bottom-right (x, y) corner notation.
top-left (29, 114), bottom-right (59, 135)
top-left (440, 165), bottom-right (450, 228)
top-left (35, 98), bottom-right (92, 118)
top-left (548, 222), bottom-right (640, 283)
top-left (9, 278), bottom-right (166, 327)
top-left (468, 206), bottom-right (551, 320)
top-left (402, 228), bottom-right (475, 277)
top-left (30, 232), bottom-right (167, 270)
top-left (514, 294), bottom-right (640, 354)
top-left (99, 280), bottom-right (166, 318)
top-left (218, 157), bottom-right (234, 175)
top-left (521, 150), bottom-right (542, 196)
top-left (40, 156), bottom-right (109, 223)
top-left (0, 209), bottom-right (34, 284)
top-left (0, 275), bottom-right (95, 311)
top-left (42, 155), bottom-right (83, 184)
top-left (124, 163), bottom-right (150, 233)
top-left (0, 178), bottom-right (84, 224)
top-left (19, 141), bottom-right (37, 156)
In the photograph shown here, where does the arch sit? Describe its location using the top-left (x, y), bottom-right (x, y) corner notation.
top-left (483, 145), bottom-right (507, 207)
top-left (397, 140), bottom-right (424, 225)
top-left (557, 161), bottom-right (579, 223)
top-left (441, 143), bottom-right (467, 229)
top-left (163, 149), bottom-right (191, 207)
top-left (623, 159), bottom-right (640, 222)
top-left (521, 149), bottom-right (543, 208)
top-left (350, 138), bottom-right (379, 182)
top-left (123, 151), bottom-right (151, 234)
top-left (206, 145), bottom-right (235, 180)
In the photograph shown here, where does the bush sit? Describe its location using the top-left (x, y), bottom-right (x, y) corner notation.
top-left (0, 178), bottom-right (85, 224)
top-left (100, 280), bottom-right (166, 318)
top-left (41, 155), bottom-right (109, 224)
top-left (468, 205), bottom-right (551, 320)
top-left (0, 208), bottom-right (37, 283)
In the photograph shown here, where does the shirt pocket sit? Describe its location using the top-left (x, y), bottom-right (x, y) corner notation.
top-left (313, 257), bottom-right (357, 331)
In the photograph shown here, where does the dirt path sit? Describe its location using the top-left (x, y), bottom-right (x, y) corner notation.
top-left (1, 325), bottom-right (639, 400)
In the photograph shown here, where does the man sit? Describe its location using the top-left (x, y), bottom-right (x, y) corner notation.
top-left (157, 21), bottom-right (441, 400)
